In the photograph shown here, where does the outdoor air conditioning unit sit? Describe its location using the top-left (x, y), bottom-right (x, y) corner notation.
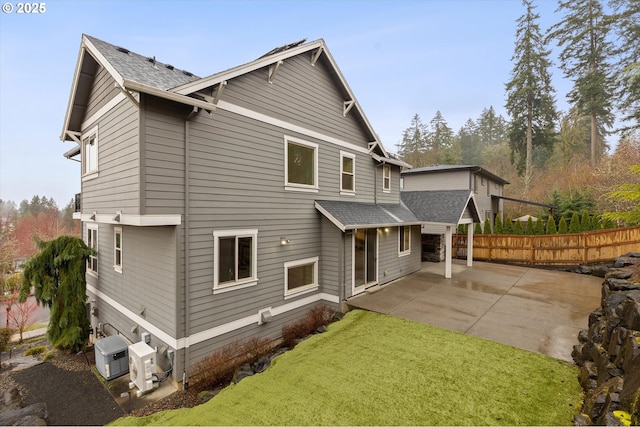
top-left (94, 335), bottom-right (129, 380)
top-left (128, 341), bottom-right (157, 397)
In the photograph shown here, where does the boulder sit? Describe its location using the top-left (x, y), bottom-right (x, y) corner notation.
top-left (622, 298), bottom-right (640, 331)
top-left (579, 361), bottom-right (598, 391)
top-left (614, 256), bottom-right (635, 268)
top-left (620, 350), bottom-right (640, 409)
top-left (0, 403), bottom-right (48, 426)
top-left (608, 278), bottom-right (640, 292)
top-left (583, 377), bottom-right (624, 422)
top-left (607, 269), bottom-right (633, 280)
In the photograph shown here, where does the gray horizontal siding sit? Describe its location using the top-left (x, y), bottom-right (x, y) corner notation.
top-left (402, 170), bottom-right (470, 192)
top-left (85, 66), bottom-right (120, 120)
top-left (378, 225), bottom-right (421, 285)
top-left (86, 224), bottom-right (178, 338)
top-left (222, 54), bottom-right (371, 146)
top-left (81, 98), bottom-right (140, 213)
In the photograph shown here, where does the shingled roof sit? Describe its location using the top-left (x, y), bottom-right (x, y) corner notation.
top-left (315, 200), bottom-right (421, 231)
top-left (85, 35), bottom-right (200, 90)
top-left (401, 190), bottom-right (480, 225)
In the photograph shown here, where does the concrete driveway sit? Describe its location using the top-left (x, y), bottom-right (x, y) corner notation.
top-left (347, 260), bottom-right (603, 362)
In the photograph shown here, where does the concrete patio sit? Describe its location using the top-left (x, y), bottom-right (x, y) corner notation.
top-left (347, 260), bottom-right (603, 362)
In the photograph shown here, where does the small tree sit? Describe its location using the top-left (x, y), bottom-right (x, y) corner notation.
top-left (513, 220), bottom-right (524, 235)
top-left (525, 217), bottom-right (535, 235)
top-left (7, 300), bottom-right (37, 343)
top-left (504, 216), bottom-right (514, 234)
top-left (592, 214), bottom-right (602, 230)
top-left (569, 212), bottom-right (581, 233)
top-left (483, 218), bottom-right (492, 234)
top-left (603, 164), bottom-right (640, 226)
top-left (581, 210), bottom-right (592, 231)
top-left (20, 236), bottom-right (92, 351)
top-left (1, 273), bottom-right (21, 328)
top-left (474, 222), bottom-right (483, 235)
top-left (558, 216), bottom-right (569, 234)
top-left (534, 218), bottom-right (545, 235)
top-left (494, 215), bottom-right (504, 234)
top-left (547, 216), bottom-right (558, 234)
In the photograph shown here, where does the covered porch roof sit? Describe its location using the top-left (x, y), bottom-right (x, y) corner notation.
top-left (314, 200), bottom-right (421, 232)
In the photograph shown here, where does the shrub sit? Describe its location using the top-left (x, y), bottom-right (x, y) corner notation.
top-left (581, 210), bottom-right (592, 231)
top-left (546, 216), bottom-right (557, 234)
top-left (569, 212), bottom-right (581, 233)
top-left (503, 216), bottom-right (514, 234)
top-left (558, 216), bottom-right (569, 234)
top-left (282, 305), bottom-right (334, 348)
top-left (190, 336), bottom-right (275, 393)
top-left (474, 222), bottom-right (483, 235)
top-left (25, 345), bottom-right (46, 356)
top-left (483, 218), bottom-right (492, 234)
top-left (0, 328), bottom-right (14, 353)
top-left (494, 215), bottom-right (504, 235)
top-left (525, 217), bottom-right (535, 235)
top-left (512, 220), bottom-right (523, 235)
top-left (534, 218), bottom-right (545, 235)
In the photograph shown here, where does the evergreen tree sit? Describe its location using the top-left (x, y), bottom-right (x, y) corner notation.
top-left (398, 114), bottom-right (428, 167)
top-left (483, 218), bottom-right (492, 234)
top-left (504, 216), bottom-right (514, 234)
top-left (513, 220), bottom-right (524, 235)
top-left (506, 0), bottom-right (558, 190)
top-left (525, 217), bottom-right (535, 235)
top-left (548, 0), bottom-right (616, 167)
top-left (609, 0), bottom-right (640, 131)
top-left (581, 209), bottom-right (592, 231)
top-left (494, 215), bottom-right (504, 234)
top-left (602, 216), bottom-right (615, 229)
top-left (547, 216), bottom-right (558, 234)
top-left (474, 222), bottom-right (483, 235)
top-left (534, 217), bottom-right (545, 234)
top-left (603, 164), bottom-right (640, 226)
top-left (558, 216), bottom-right (569, 234)
top-left (477, 106), bottom-right (509, 146)
top-left (427, 111), bottom-right (454, 151)
top-left (20, 236), bottom-right (91, 351)
top-left (591, 214), bottom-right (602, 230)
top-left (458, 119), bottom-right (483, 164)
top-left (569, 211), bottom-right (582, 233)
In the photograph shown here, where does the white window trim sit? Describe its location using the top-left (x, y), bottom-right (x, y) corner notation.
top-left (82, 125), bottom-right (99, 179)
top-left (340, 151), bottom-right (356, 195)
top-left (284, 136), bottom-right (319, 192)
top-left (284, 256), bottom-right (319, 299)
top-left (398, 226), bottom-right (411, 257)
top-left (382, 165), bottom-right (391, 193)
top-left (213, 229), bottom-right (258, 294)
top-left (87, 224), bottom-right (98, 277)
top-left (114, 227), bottom-right (122, 273)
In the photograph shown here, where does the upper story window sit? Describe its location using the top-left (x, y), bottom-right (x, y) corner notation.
top-left (285, 137), bottom-right (318, 192)
top-left (382, 165), bottom-right (391, 193)
top-left (213, 229), bottom-right (258, 293)
top-left (399, 226), bottom-right (411, 256)
top-left (114, 227), bottom-right (122, 273)
top-left (83, 126), bottom-right (98, 175)
top-left (340, 151), bottom-right (355, 194)
top-left (87, 224), bottom-right (98, 276)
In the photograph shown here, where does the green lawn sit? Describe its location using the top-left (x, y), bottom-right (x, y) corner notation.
top-left (113, 310), bottom-right (582, 426)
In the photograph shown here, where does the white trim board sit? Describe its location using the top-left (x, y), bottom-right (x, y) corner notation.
top-left (87, 284), bottom-right (339, 350)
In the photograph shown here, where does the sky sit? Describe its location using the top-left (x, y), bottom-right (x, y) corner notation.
top-left (0, 0), bottom-right (607, 207)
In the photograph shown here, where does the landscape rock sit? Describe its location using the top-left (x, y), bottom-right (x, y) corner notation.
top-left (607, 269), bottom-right (633, 280)
top-left (614, 256), bottom-right (635, 268)
top-left (0, 402), bottom-right (48, 426)
top-left (573, 413), bottom-right (592, 426)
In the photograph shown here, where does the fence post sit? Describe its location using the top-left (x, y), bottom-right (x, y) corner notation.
top-left (582, 232), bottom-right (588, 264)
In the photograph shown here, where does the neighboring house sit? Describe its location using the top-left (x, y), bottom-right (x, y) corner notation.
top-left (400, 165), bottom-right (507, 271)
top-left (60, 35), bottom-right (425, 386)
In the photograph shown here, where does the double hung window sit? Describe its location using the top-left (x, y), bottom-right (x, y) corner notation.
top-left (213, 230), bottom-right (258, 292)
top-left (340, 152), bottom-right (355, 193)
top-left (83, 126), bottom-right (98, 175)
top-left (87, 225), bottom-right (98, 275)
top-left (399, 226), bottom-right (411, 256)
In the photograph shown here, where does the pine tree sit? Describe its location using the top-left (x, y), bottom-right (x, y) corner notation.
top-left (609, 0), bottom-right (640, 132)
top-left (548, 0), bottom-right (616, 167)
top-left (534, 217), bottom-right (545, 235)
top-left (506, 0), bottom-right (558, 190)
top-left (547, 216), bottom-right (558, 234)
top-left (19, 236), bottom-right (92, 351)
top-left (398, 114), bottom-right (428, 167)
top-left (558, 216), bottom-right (569, 234)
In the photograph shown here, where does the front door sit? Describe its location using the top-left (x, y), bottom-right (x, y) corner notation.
top-left (353, 228), bottom-right (377, 294)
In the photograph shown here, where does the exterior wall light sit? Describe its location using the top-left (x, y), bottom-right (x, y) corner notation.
top-left (280, 237), bottom-right (290, 246)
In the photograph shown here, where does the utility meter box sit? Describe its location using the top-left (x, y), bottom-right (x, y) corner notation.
top-left (95, 335), bottom-right (129, 380)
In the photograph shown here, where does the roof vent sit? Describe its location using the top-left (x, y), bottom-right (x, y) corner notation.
top-left (166, 64), bottom-right (174, 70)
top-left (182, 70), bottom-right (193, 77)
top-left (147, 56), bottom-right (156, 64)
top-left (116, 47), bottom-right (130, 54)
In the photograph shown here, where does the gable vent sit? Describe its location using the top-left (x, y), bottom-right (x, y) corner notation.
top-left (116, 47), bottom-right (130, 54)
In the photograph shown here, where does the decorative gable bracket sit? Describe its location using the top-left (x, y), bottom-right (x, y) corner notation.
top-left (311, 47), bottom-right (324, 66)
top-left (115, 83), bottom-right (140, 108)
top-left (268, 61), bottom-right (283, 84)
top-left (343, 100), bottom-right (355, 117)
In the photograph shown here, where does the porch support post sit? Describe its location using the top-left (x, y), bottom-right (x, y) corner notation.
top-left (445, 225), bottom-right (453, 279)
top-left (467, 223), bottom-right (474, 267)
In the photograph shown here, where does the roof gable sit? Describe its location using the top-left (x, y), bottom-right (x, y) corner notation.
top-left (401, 190), bottom-right (481, 224)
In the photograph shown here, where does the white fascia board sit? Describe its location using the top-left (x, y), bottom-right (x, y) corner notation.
top-left (315, 201), bottom-right (347, 232)
top-left (171, 39), bottom-right (325, 96)
top-left (82, 35), bottom-right (124, 87)
top-left (60, 44), bottom-right (87, 141)
top-left (344, 221), bottom-right (423, 231)
top-left (124, 79), bottom-right (216, 111)
top-left (77, 213), bottom-right (182, 226)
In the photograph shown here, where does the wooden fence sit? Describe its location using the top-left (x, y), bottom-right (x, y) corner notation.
top-left (452, 226), bottom-right (640, 266)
